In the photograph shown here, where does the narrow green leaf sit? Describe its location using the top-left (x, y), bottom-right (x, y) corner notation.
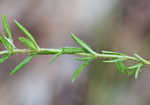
top-left (103, 59), bottom-right (119, 63)
top-left (127, 64), bottom-right (139, 76)
top-left (103, 57), bottom-right (127, 63)
top-left (62, 47), bottom-right (85, 54)
top-left (19, 37), bottom-right (37, 50)
top-left (0, 37), bottom-right (2, 44)
top-left (50, 51), bottom-right (63, 64)
top-left (102, 50), bottom-right (124, 55)
top-left (0, 54), bottom-right (11, 64)
top-left (126, 64), bottom-right (143, 77)
top-left (76, 56), bottom-right (94, 61)
top-left (134, 53), bottom-right (149, 64)
top-left (2, 16), bottom-right (13, 42)
top-left (115, 61), bottom-right (126, 74)
top-left (1, 34), bottom-right (15, 50)
top-left (14, 20), bottom-right (39, 49)
top-left (135, 64), bottom-right (143, 79)
top-left (128, 70), bottom-right (136, 76)
top-left (72, 60), bottom-right (92, 82)
top-left (128, 64), bottom-right (140, 70)
top-left (71, 33), bottom-right (96, 55)
top-left (10, 54), bottom-right (36, 75)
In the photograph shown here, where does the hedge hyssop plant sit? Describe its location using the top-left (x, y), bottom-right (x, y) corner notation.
top-left (0, 16), bottom-right (150, 82)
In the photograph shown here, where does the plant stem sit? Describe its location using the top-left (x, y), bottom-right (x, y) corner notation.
top-left (1, 48), bottom-right (150, 65)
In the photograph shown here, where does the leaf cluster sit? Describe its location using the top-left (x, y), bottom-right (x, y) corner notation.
top-left (0, 16), bottom-right (96, 82)
top-left (102, 51), bottom-right (145, 79)
top-left (0, 16), bottom-right (38, 75)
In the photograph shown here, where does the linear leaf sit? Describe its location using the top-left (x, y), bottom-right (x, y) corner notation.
top-left (102, 50), bottom-right (124, 55)
top-left (2, 15), bottom-right (13, 42)
top-left (103, 57), bottom-right (126, 63)
top-left (135, 64), bottom-right (143, 79)
top-left (103, 59), bottom-right (119, 63)
top-left (71, 33), bottom-right (96, 55)
top-left (76, 56), bottom-right (94, 61)
top-left (128, 64), bottom-right (140, 70)
top-left (14, 20), bottom-right (39, 49)
top-left (1, 34), bottom-right (15, 50)
top-left (10, 54), bottom-right (36, 75)
top-left (0, 37), bottom-right (2, 44)
top-left (19, 37), bottom-right (37, 49)
top-left (127, 70), bottom-right (136, 76)
top-left (115, 61), bottom-right (126, 74)
top-left (127, 64), bottom-right (140, 76)
top-left (134, 53), bottom-right (149, 64)
top-left (62, 47), bottom-right (85, 54)
top-left (72, 60), bottom-right (92, 82)
top-left (50, 51), bottom-right (63, 64)
top-left (0, 54), bottom-right (11, 64)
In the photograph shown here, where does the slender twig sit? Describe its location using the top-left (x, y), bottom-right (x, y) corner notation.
top-left (0, 15), bottom-right (150, 82)
top-left (0, 48), bottom-right (146, 63)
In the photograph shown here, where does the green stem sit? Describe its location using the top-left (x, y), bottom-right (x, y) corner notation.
top-left (1, 48), bottom-right (150, 65)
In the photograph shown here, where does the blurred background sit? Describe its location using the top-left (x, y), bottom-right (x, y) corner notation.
top-left (1, 0), bottom-right (150, 105)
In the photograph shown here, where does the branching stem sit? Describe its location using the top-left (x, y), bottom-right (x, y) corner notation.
top-left (0, 15), bottom-right (149, 81)
top-left (0, 48), bottom-right (150, 65)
